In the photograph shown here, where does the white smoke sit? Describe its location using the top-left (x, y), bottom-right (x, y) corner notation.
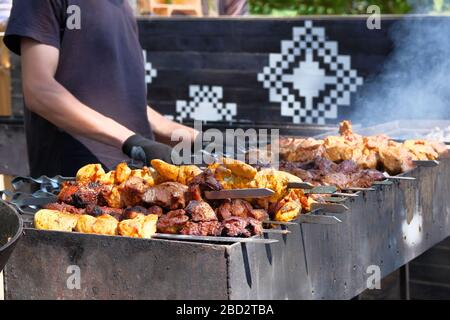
top-left (353, 10), bottom-right (450, 125)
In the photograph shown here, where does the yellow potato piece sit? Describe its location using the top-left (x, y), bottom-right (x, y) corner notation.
top-left (34, 209), bottom-right (80, 232)
top-left (115, 163), bottom-right (132, 184)
top-left (118, 214), bottom-right (158, 239)
top-left (151, 159), bottom-right (202, 185)
top-left (151, 159), bottom-right (179, 182)
top-left (75, 215), bottom-right (97, 234)
top-left (221, 158), bottom-right (257, 179)
top-left (92, 214), bottom-right (119, 236)
top-left (76, 164), bottom-right (105, 183)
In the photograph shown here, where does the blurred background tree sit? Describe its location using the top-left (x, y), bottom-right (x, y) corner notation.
top-left (249, 0), bottom-right (450, 15)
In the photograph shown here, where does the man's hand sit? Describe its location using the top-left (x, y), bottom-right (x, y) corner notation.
top-left (122, 134), bottom-right (173, 165)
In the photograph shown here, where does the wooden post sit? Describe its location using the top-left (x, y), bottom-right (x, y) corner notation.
top-left (0, 27), bottom-right (12, 117)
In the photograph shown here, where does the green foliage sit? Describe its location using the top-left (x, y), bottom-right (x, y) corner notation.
top-left (249, 0), bottom-right (419, 15)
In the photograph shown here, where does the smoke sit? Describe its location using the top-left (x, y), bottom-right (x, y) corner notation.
top-left (352, 9), bottom-right (450, 125)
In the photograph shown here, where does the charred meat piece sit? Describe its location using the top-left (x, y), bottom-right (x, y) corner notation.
top-left (221, 217), bottom-right (263, 238)
top-left (122, 206), bottom-right (163, 220)
top-left (180, 221), bottom-right (223, 236)
top-left (122, 176), bottom-right (150, 207)
top-left (157, 209), bottom-right (189, 234)
top-left (185, 200), bottom-right (217, 222)
top-left (43, 202), bottom-right (85, 215)
top-left (188, 169), bottom-right (223, 201)
top-left (123, 206), bottom-right (148, 220)
top-left (58, 182), bottom-right (109, 208)
top-left (216, 199), bottom-right (269, 222)
top-left (147, 206), bottom-right (164, 217)
top-left (85, 204), bottom-right (123, 221)
top-left (142, 182), bottom-right (188, 210)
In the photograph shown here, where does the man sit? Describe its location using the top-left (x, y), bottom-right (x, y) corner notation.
top-left (3, 0), bottom-right (197, 177)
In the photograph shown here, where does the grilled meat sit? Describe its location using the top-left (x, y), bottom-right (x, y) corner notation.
top-left (221, 217), bottom-right (263, 237)
top-left (188, 169), bottom-right (223, 201)
top-left (142, 182), bottom-right (188, 210)
top-left (279, 157), bottom-right (386, 189)
top-left (216, 199), bottom-right (269, 222)
top-left (185, 200), bottom-right (218, 222)
top-left (279, 120), bottom-right (446, 175)
top-left (58, 181), bottom-right (109, 208)
top-left (44, 202), bottom-right (85, 215)
top-left (122, 206), bottom-right (150, 220)
top-left (180, 221), bottom-right (223, 236)
top-left (121, 176), bottom-right (151, 207)
top-left (157, 209), bottom-right (189, 234)
top-left (85, 204), bottom-right (123, 221)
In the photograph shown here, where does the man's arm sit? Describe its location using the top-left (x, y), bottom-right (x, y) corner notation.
top-left (21, 38), bottom-right (134, 149)
top-left (147, 107), bottom-right (199, 146)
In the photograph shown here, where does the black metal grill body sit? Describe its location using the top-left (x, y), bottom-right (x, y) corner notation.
top-left (3, 159), bottom-right (450, 299)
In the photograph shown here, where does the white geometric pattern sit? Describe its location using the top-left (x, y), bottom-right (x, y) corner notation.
top-left (258, 20), bottom-right (363, 124)
top-left (176, 85), bottom-right (237, 122)
top-left (143, 50), bottom-right (157, 85)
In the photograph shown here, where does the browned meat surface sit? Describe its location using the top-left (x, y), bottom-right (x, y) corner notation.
top-left (58, 182), bottom-right (109, 208)
top-left (279, 157), bottom-right (386, 189)
top-left (147, 206), bottom-right (164, 217)
top-left (121, 206), bottom-right (160, 220)
top-left (142, 182), bottom-right (188, 210)
top-left (122, 176), bottom-right (150, 207)
top-left (157, 209), bottom-right (189, 234)
top-left (85, 205), bottom-right (123, 221)
top-left (43, 202), bottom-right (85, 215)
top-left (221, 217), bottom-right (263, 238)
top-left (180, 221), bottom-right (223, 236)
top-left (188, 169), bottom-right (223, 201)
top-left (216, 199), bottom-right (269, 222)
top-left (185, 200), bottom-right (217, 222)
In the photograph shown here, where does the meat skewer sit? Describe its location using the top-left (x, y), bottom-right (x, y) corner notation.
top-left (152, 233), bottom-right (279, 244)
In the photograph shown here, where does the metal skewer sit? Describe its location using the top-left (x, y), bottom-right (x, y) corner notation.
top-left (263, 220), bottom-right (298, 226)
top-left (383, 174), bottom-right (416, 181)
top-left (262, 229), bottom-right (291, 235)
top-left (297, 214), bottom-right (342, 225)
top-left (343, 187), bottom-right (376, 192)
top-left (152, 233), bottom-right (279, 244)
top-left (413, 160), bottom-right (440, 167)
top-left (310, 203), bottom-right (349, 213)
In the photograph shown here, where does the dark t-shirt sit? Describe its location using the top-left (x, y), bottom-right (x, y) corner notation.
top-left (4, 0), bottom-right (154, 177)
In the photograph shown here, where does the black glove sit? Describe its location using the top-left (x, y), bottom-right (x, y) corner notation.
top-left (122, 134), bottom-right (173, 165)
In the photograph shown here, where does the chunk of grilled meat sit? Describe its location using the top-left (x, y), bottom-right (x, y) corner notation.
top-left (180, 221), bottom-right (223, 236)
top-left (58, 181), bottom-right (109, 208)
top-left (122, 206), bottom-right (163, 220)
top-left (185, 200), bottom-right (218, 222)
top-left (221, 217), bottom-right (263, 238)
top-left (188, 169), bottom-right (223, 201)
top-left (279, 157), bottom-right (386, 189)
top-left (85, 204), bottom-right (123, 221)
top-left (156, 209), bottom-right (189, 234)
top-left (44, 202), bottom-right (86, 215)
top-left (216, 199), bottom-right (269, 222)
top-left (142, 182), bottom-right (188, 210)
top-left (121, 176), bottom-right (151, 207)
